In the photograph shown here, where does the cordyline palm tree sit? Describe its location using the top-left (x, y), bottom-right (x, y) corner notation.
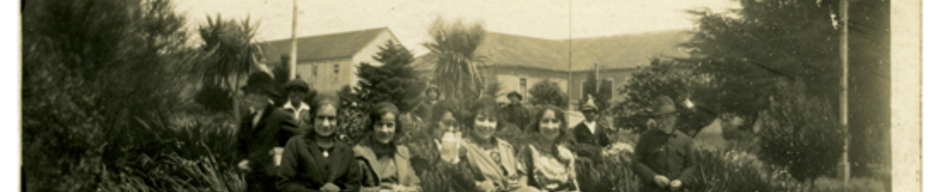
top-left (422, 18), bottom-right (488, 101)
top-left (198, 14), bottom-right (263, 117)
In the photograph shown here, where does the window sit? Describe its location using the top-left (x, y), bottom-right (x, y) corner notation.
top-left (604, 78), bottom-right (614, 99)
top-left (312, 64), bottom-right (317, 77)
top-left (519, 78), bottom-right (527, 100)
top-left (333, 64), bottom-right (339, 82)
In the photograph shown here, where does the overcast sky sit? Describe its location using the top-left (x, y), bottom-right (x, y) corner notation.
top-left (174, 0), bottom-right (738, 55)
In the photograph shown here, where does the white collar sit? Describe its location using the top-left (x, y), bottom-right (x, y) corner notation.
top-left (585, 121), bottom-right (597, 134)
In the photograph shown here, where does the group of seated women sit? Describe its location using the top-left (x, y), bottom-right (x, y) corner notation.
top-left (274, 95), bottom-right (581, 192)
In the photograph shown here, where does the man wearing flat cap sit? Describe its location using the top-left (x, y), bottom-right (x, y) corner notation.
top-left (282, 79), bottom-right (312, 132)
top-left (499, 91), bottom-right (530, 131)
top-left (236, 72), bottom-right (303, 192)
top-left (571, 96), bottom-right (611, 159)
top-left (633, 95), bottom-right (696, 192)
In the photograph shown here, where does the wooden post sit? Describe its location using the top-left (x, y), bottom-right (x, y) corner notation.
top-left (839, 0), bottom-right (851, 184)
top-left (289, 0), bottom-right (298, 80)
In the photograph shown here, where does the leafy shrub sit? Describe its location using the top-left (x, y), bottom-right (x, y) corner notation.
top-left (686, 149), bottom-right (797, 192)
top-left (195, 83), bottom-right (235, 112)
top-left (757, 81), bottom-right (844, 182)
top-left (528, 80), bottom-right (568, 108)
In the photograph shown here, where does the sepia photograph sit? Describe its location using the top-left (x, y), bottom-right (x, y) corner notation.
top-left (19, 0), bottom-right (913, 191)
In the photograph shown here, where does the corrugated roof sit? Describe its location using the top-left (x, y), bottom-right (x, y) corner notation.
top-left (415, 29), bottom-right (691, 72)
top-left (259, 27), bottom-right (389, 62)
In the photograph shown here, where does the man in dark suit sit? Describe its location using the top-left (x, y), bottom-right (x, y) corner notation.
top-left (570, 97), bottom-right (613, 192)
top-left (236, 72), bottom-right (303, 192)
top-left (633, 96), bottom-right (696, 192)
top-left (571, 97), bottom-right (611, 159)
top-left (499, 91), bottom-right (530, 131)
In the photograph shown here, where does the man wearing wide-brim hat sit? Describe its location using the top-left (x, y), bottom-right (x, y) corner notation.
top-left (499, 91), bottom-right (530, 131)
top-left (632, 95), bottom-right (696, 192)
top-left (236, 72), bottom-right (302, 192)
top-left (282, 79), bottom-right (313, 132)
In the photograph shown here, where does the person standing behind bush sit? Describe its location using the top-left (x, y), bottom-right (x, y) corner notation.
top-left (354, 102), bottom-right (422, 192)
top-left (283, 79), bottom-right (312, 132)
top-left (633, 96), bottom-right (696, 192)
top-left (462, 97), bottom-right (540, 192)
top-left (236, 72), bottom-right (303, 192)
top-left (499, 91), bottom-right (530, 131)
top-left (516, 106), bottom-right (580, 192)
top-left (277, 95), bottom-right (362, 192)
top-left (412, 87), bottom-right (441, 121)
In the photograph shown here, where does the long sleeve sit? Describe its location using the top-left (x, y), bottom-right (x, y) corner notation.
top-left (632, 136), bottom-right (656, 183)
top-left (339, 153), bottom-right (363, 192)
top-left (277, 138), bottom-right (319, 192)
top-left (599, 124), bottom-right (611, 147)
top-left (236, 119), bottom-right (250, 160)
top-left (678, 140), bottom-right (696, 183)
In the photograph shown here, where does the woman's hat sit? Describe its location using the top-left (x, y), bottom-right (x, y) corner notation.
top-left (242, 72), bottom-right (281, 98)
top-left (283, 79), bottom-right (310, 93)
top-left (651, 95), bottom-right (678, 116)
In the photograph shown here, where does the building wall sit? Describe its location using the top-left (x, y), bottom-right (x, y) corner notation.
top-left (296, 58), bottom-right (351, 95)
top-left (569, 68), bottom-right (638, 104)
top-left (417, 65), bottom-right (639, 108)
top-left (483, 66), bottom-right (569, 102)
top-left (293, 30), bottom-right (401, 96)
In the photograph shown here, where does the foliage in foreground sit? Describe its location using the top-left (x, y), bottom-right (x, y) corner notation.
top-left (757, 81), bottom-right (844, 182)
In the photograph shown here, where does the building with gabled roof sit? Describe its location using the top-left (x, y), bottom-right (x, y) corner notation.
top-left (414, 29), bottom-right (692, 107)
top-left (259, 27), bottom-right (401, 94)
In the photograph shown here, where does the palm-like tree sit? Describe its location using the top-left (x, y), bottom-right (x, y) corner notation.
top-left (422, 18), bottom-right (488, 101)
top-left (198, 15), bottom-right (263, 116)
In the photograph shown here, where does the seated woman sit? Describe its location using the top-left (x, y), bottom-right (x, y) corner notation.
top-left (407, 100), bottom-right (478, 192)
top-left (277, 95), bottom-right (362, 192)
top-left (461, 97), bottom-right (540, 192)
top-left (354, 102), bottom-right (421, 192)
top-left (517, 106), bottom-right (580, 192)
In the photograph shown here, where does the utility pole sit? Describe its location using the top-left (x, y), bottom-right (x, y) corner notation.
top-left (839, 0), bottom-right (851, 184)
top-left (567, 2), bottom-right (573, 111)
top-left (289, 0), bottom-right (298, 79)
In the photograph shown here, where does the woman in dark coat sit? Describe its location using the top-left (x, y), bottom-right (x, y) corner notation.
top-left (408, 100), bottom-right (480, 192)
top-left (277, 95), bottom-right (362, 192)
top-left (354, 102), bottom-right (421, 192)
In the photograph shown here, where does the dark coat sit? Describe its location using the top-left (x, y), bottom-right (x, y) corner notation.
top-left (236, 106), bottom-right (302, 174)
top-left (277, 135), bottom-right (362, 192)
top-left (569, 121), bottom-right (611, 160)
top-left (407, 135), bottom-right (480, 192)
top-left (499, 103), bottom-right (530, 130)
top-left (632, 129), bottom-right (696, 191)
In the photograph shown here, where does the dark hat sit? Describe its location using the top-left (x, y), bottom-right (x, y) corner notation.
top-left (506, 91), bottom-right (523, 100)
top-left (284, 79), bottom-right (310, 93)
top-left (242, 72), bottom-right (280, 98)
top-left (651, 95), bottom-right (678, 116)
